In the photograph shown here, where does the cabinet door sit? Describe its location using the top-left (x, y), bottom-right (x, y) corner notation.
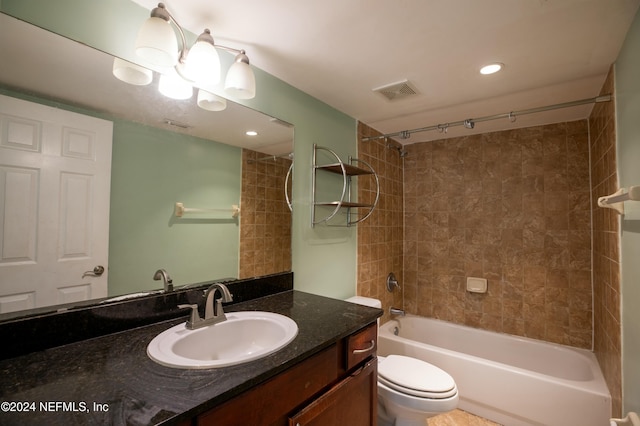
top-left (289, 357), bottom-right (377, 426)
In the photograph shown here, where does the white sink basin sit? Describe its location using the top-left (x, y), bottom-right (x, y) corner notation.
top-left (147, 311), bottom-right (298, 369)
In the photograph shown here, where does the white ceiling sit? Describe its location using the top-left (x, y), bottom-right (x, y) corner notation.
top-left (131, 0), bottom-right (640, 144)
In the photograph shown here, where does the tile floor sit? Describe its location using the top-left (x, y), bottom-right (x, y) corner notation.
top-left (427, 409), bottom-right (502, 426)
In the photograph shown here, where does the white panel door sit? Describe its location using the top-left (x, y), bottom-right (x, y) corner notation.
top-left (0, 94), bottom-right (113, 313)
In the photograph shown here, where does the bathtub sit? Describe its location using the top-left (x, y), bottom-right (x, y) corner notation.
top-left (377, 315), bottom-right (611, 426)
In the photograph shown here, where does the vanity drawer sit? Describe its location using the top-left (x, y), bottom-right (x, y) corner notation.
top-left (346, 323), bottom-right (377, 370)
top-left (197, 344), bottom-right (339, 426)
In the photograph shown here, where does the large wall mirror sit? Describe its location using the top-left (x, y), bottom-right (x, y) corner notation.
top-left (0, 13), bottom-right (294, 317)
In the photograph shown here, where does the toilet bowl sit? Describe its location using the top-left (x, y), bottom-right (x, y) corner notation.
top-left (346, 296), bottom-right (459, 426)
top-left (377, 354), bottom-right (458, 426)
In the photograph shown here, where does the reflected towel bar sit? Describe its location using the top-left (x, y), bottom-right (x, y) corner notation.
top-left (174, 202), bottom-right (240, 218)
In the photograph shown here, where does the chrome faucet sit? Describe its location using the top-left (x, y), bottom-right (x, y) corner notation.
top-left (153, 268), bottom-right (173, 292)
top-left (390, 307), bottom-right (405, 317)
top-left (204, 283), bottom-right (234, 322)
top-left (178, 283), bottom-right (234, 330)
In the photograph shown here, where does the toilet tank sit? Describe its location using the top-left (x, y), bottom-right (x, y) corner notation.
top-left (345, 296), bottom-right (382, 309)
top-left (345, 296), bottom-right (382, 326)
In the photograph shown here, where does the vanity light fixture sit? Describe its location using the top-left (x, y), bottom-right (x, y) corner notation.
top-left (114, 2), bottom-right (255, 107)
top-left (480, 62), bottom-right (504, 75)
top-left (245, 130), bottom-right (258, 136)
top-left (224, 52), bottom-right (256, 100)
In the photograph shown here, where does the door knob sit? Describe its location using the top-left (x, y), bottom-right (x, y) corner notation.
top-left (83, 265), bottom-right (105, 278)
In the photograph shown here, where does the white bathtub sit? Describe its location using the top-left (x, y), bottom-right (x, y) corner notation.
top-left (377, 315), bottom-right (611, 426)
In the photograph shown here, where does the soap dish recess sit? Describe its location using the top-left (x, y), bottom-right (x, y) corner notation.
top-left (466, 277), bottom-right (487, 293)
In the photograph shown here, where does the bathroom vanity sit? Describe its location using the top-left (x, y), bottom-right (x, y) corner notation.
top-left (0, 274), bottom-right (381, 425)
top-left (198, 322), bottom-right (378, 425)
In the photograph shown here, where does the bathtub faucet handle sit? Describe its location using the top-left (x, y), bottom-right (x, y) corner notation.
top-left (386, 272), bottom-right (400, 292)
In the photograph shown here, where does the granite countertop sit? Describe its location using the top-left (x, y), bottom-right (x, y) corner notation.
top-left (0, 290), bottom-right (381, 426)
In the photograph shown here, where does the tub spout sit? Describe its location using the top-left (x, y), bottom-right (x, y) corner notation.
top-left (390, 307), bottom-right (405, 316)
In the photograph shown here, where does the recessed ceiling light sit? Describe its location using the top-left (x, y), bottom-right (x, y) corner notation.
top-left (480, 63), bottom-right (504, 75)
top-left (245, 130), bottom-right (258, 136)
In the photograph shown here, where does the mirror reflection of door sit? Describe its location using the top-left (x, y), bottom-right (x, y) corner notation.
top-left (0, 94), bottom-right (113, 313)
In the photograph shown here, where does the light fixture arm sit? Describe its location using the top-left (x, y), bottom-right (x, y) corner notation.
top-left (216, 46), bottom-right (249, 63)
top-left (151, 3), bottom-right (250, 65)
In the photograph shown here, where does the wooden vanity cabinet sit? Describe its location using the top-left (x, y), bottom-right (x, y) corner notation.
top-left (288, 357), bottom-right (376, 426)
top-left (195, 323), bottom-right (377, 426)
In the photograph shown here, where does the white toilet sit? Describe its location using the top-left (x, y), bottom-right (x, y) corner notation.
top-left (346, 296), bottom-right (459, 426)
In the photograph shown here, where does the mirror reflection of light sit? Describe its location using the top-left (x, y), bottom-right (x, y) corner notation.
top-left (158, 71), bottom-right (193, 99)
top-left (112, 58), bottom-right (153, 86)
top-left (197, 90), bottom-right (227, 111)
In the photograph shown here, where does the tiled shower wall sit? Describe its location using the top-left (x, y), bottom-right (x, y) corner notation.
top-left (589, 68), bottom-right (622, 416)
top-left (357, 123), bottom-right (404, 324)
top-left (358, 121), bottom-right (594, 347)
top-left (402, 122), bottom-right (593, 348)
top-left (239, 149), bottom-right (292, 278)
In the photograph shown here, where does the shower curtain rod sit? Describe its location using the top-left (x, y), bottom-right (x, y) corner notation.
top-left (362, 94), bottom-right (612, 142)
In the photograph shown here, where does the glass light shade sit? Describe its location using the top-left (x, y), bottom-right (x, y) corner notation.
top-left (197, 90), bottom-right (227, 111)
top-left (184, 41), bottom-right (221, 85)
top-left (135, 16), bottom-right (178, 67)
top-left (112, 58), bottom-right (153, 86)
top-left (158, 72), bottom-right (193, 100)
top-left (224, 60), bottom-right (256, 99)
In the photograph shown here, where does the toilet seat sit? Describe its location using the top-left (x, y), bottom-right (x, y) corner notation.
top-left (378, 355), bottom-right (457, 399)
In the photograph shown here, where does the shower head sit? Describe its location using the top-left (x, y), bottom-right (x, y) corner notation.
top-left (386, 142), bottom-right (408, 157)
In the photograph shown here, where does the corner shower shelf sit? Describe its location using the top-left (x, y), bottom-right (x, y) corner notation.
top-left (312, 144), bottom-right (379, 227)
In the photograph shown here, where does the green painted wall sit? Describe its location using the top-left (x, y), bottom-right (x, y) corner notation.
top-left (1, 0), bottom-right (358, 299)
top-left (614, 8), bottom-right (640, 415)
top-left (109, 120), bottom-right (241, 296)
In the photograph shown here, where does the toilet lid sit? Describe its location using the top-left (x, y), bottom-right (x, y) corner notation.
top-left (378, 355), bottom-right (457, 399)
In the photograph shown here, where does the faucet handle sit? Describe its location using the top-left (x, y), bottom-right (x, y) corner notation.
top-left (177, 304), bottom-right (202, 329)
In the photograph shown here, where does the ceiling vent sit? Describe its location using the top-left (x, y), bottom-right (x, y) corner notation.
top-left (373, 80), bottom-right (419, 101)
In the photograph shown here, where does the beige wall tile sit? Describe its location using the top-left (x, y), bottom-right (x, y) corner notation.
top-left (239, 149), bottom-right (292, 278)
